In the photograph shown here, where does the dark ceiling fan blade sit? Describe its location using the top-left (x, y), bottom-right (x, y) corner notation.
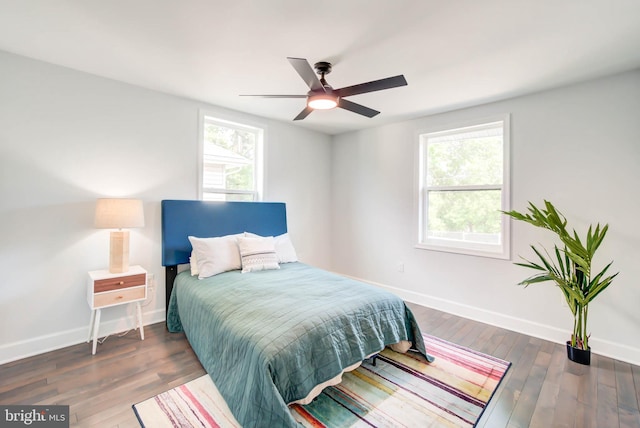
top-left (287, 57), bottom-right (325, 92)
top-left (338, 98), bottom-right (380, 118)
top-left (293, 106), bottom-right (314, 121)
top-left (336, 75), bottom-right (407, 98)
top-left (239, 94), bottom-right (307, 98)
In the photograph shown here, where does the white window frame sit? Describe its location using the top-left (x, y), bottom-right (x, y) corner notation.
top-left (198, 110), bottom-right (265, 201)
top-left (416, 114), bottom-right (511, 259)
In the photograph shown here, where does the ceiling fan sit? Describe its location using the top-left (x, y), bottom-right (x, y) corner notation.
top-left (240, 57), bottom-right (408, 121)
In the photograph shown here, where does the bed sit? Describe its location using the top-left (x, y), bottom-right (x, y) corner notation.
top-left (162, 200), bottom-right (432, 427)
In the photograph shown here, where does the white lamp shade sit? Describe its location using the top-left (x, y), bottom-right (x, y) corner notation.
top-left (95, 198), bottom-right (145, 229)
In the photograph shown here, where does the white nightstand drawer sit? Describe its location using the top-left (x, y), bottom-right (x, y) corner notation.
top-left (93, 285), bottom-right (146, 308)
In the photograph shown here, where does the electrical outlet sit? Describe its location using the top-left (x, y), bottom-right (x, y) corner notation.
top-left (396, 262), bottom-right (405, 273)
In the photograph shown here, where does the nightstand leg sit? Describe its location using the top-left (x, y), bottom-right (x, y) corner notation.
top-left (136, 302), bottom-right (144, 340)
top-left (87, 310), bottom-right (96, 343)
top-left (92, 309), bottom-right (101, 355)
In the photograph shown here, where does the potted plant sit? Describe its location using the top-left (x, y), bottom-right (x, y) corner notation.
top-left (503, 200), bottom-right (618, 365)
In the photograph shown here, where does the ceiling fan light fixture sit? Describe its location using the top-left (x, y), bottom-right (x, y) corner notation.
top-left (307, 93), bottom-right (338, 110)
top-left (241, 58), bottom-right (407, 120)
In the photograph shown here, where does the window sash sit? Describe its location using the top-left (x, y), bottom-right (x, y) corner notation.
top-left (199, 112), bottom-right (264, 201)
top-left (417, 115), bottom-right (510, 259)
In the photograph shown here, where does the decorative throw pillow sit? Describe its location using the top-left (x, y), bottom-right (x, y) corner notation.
top-left (237, 236), bottom-right (280, 273)
top-left (188, 235), bottom-right (242, 279)
top-left (244, 232), bottom-right (298, 264)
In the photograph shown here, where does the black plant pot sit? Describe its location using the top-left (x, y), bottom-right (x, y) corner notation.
top-left (566, 341), bottom-right (591, 365)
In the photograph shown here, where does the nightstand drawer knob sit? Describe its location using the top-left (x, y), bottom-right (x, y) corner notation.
top-left (119, 281), bottom-right (124, 285)
top-left (116, 295), bottom-right (123, 299)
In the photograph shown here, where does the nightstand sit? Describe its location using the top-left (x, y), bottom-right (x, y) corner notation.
top-left (87, 265), bottom-right (147, 355)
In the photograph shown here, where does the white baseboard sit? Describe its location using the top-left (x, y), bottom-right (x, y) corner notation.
top-left (347, 275), bottom-right (640, 366)
top-left (0, 309), bottom-right (166, 366)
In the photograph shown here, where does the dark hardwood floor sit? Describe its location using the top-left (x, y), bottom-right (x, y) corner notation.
top-left (1, 303), bottom-right (639, 427)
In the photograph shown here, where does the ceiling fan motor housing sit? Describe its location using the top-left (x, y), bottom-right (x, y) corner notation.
top-left (314, 61), bottom-right (332, 76)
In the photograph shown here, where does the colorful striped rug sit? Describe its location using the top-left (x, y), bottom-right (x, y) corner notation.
top-left (133, 334), bottom-right (510, 427)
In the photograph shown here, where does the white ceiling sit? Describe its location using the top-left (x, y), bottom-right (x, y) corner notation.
top-left (1, 1), bottom-right (640, 135)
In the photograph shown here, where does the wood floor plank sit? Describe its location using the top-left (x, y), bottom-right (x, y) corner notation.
top-left (615, 359), bottom-right (640, 413)
top-left (447, 318), bottom-right (476, 345)
top-left (616, 359), bottom-right (640, 427)
top-left (574, 400), bottom-right (597, 428)
top-left (528, 345), bottom-right (566, 427)
top-left (1, 304), bottom-right (638, 427)
top-left (633, 363), bottom-right (640, 416)
top-left (478, 334), bottom-right (536, 427)
top-left (550, 368), bottom-right (580, 427)
top-left (576, 352), bottom-right (599, 408)
top-left (0, 377), bottom-right (58, 404)
top-left (619, 407), bottom-right (640, 428)
top-left (0, 361), bottom-right (57, 389)
top-left (596, 352), bottom-right (621, 428)
top-left (429, 314), bottom-right (467, 340)
top-left (493, 329), bottom-right (523, 361)
top-left (596, 383), bottom-right (620, 427)
top-left (598, 354), bottom-right (617, 388)
top-left (508, 349), bottom-right (551, 428)
top-left (457, 321), bottom-right (490, 349)
top-left (467, 323), bottom-right (498, 352)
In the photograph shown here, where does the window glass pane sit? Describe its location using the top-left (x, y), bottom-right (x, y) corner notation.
top-left (203, 192), bottom-right (255, 202)
top-left (203, 122), bottom-right (256, 192)
top-left (425, 125), bottom-right (503, 187)
top-left (427, 190), bottom-right (502, 244)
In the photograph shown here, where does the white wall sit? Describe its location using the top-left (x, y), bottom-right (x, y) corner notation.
top-left (0, 51), bottom-right (332, 364)
top-left (331, 70), bottom-right (640, 364)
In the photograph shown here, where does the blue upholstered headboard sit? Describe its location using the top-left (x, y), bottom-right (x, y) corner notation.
top-left (161, 200), bottom-right (288, 315)
top-left (161, 200), bottom-right (288, 266)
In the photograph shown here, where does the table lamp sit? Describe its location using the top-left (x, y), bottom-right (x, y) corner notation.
top-left (95, 198), bottom-right (145, 273)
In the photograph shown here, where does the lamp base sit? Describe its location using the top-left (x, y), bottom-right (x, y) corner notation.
top-left (109, 230), bottom-right (130, 273)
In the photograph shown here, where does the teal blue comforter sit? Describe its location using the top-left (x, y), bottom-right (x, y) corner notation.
top-left (167, 262), bottom-right (430, 427)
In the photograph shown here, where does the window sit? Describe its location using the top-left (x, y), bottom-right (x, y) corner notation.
top-left (417, 115), bottom-right (510, 258)
top-left (199, 113), bottom-right (264, 201)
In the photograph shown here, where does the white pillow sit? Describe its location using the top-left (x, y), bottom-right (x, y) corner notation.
top-left (189, 252), bottom-right (199, 276)
top-left (237, 236), bottom-right (280, 273)
top-left (244, 232), bottom-right (298, 264)
top-left (188, 235), bottom-right (242, 279)
top-left (274, 233), bottom-right (298, 263)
